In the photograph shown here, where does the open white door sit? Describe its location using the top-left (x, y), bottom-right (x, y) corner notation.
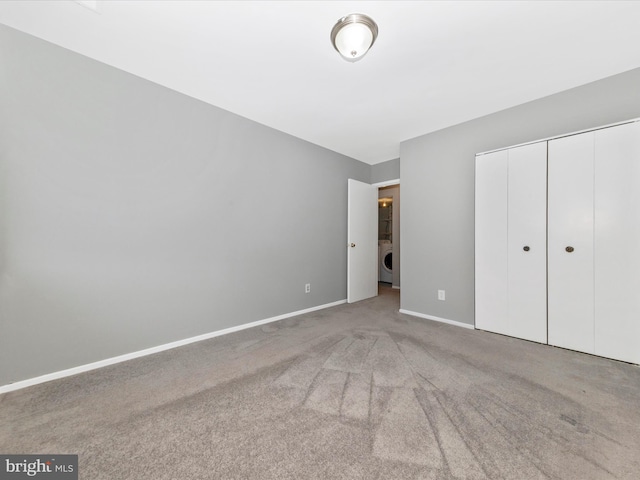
top-left (347, 179), bottom-right (378, 303)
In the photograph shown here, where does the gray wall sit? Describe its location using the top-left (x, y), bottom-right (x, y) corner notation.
top-left (371, 158), bottom-right (400, 184)
top-left (0, 25), bottom-right (369, 386)
top-left (400, 67), bottom-right (640, 326)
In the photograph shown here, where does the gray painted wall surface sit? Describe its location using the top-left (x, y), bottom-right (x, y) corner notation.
top-left (371, 158), bottom-right (400, 184)
top-left (400, 67), bottom-right (640, 326)
top-left (0, 25), bottom-right (369, 386)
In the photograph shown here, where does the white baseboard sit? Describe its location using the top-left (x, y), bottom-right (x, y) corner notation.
top-left (398, 309), bottom-right (475, 330)
top-left (0, 299), bottom-right (347, 394)
top-left (392, 285), bottom-right (400, 290)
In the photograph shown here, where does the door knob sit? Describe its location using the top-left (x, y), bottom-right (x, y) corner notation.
top-left (565, 246), bottom-right (574, 253)
top-left (523, 246), bottom-right (530, 252)
top-left (350, 243), bottom-right (356, 248)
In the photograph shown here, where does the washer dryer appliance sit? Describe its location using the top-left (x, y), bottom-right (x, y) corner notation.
top-left (379, 242), bottom-right (393, 284)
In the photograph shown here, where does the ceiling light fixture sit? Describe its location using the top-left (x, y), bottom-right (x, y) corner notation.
top-left (330, 13), bottom-right (378, 62)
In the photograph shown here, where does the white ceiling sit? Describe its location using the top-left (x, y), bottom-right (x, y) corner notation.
top-left (2, 1), bottom-right (640, 165)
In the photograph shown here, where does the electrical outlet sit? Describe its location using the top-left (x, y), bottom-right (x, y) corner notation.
top-left (305, 283), bottom-right (311, 294)
top-left (438, 290), bottom-right (446, 301)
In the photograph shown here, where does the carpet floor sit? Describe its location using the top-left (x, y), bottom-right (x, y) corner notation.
top-left (1, 286), bottom-right (640, 479)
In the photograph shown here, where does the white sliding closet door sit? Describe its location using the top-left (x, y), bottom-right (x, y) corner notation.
top-left (594, 122), bottom-right (640, 364)
top-left (507, 143), bottom-right (547, 343)
top-left (475, 150), bottom-right (508, 335)
top-left (548, 132), bottom-right (595, 354)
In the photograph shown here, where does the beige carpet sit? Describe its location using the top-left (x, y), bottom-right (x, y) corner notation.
top-left (1, 286), bottom-right (640, 479)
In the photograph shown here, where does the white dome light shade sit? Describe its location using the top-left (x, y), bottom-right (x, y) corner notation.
top-left (331, 14), bottom-right (378, 62)
top-left (335, 22), bottom-right (373, 60)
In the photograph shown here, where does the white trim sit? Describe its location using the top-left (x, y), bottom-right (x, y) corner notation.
top-left (0, 299), bottom-right (346, 394)
top-left (372, 178), bottom-right (400, 188)
top-left (392, 285), bottom-right (400, 290)
top-left (399, 309), bottom-right (475, 330)
top-left (476, 117), bottom-right (640, 156)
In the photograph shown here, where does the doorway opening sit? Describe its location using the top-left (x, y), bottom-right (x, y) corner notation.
top-left (376, 183), bottom-right (400, 290)
top-left (346, 178), bottom-right (399, 304)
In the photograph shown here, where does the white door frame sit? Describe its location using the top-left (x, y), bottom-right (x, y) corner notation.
top-left (373, 179), bottom-right (400, 188)
top-left (374, 179), bottom-right (400, 289)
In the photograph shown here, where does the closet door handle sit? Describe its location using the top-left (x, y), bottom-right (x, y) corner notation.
top-left (523, 246), bottom-right (530, 252)
top-left (565, 246), bottom-right (574, 253)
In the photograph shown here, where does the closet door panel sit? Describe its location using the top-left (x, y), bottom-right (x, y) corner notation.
top-left (594, 122), bottom-right (640, 364)
top-left (548, 133), bottom-right (595, 354)
top-left (507, 142), bottom-right (547, 343)
top-left (475, 150), bottom-right (508, 335)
